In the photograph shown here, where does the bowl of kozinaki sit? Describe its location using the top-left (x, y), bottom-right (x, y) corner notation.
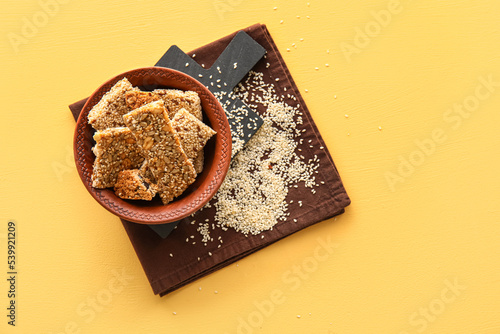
top-left (74, 67), bottom-right (232, 224)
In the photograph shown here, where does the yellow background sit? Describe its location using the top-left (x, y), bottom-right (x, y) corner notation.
top-left (1, 0), bottom-right (499, 333)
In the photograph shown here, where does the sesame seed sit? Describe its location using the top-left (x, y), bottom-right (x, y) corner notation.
top-left (273, 6), bottom-right (277, 10)
top-left (169, 253), bottom-right (173, 257)
top-left (345, 114), bottom-right (349, 118)
top-left (198, 287), bottom-right (202, 291)
top-left (305, 89), bottom-right (308, 93)
top-left (173, 312), bottom-right (177, 315)
top-left (315, 67), bottom-right (319, 71)
top-left (280, 20), bottom-right (284, 24)
top-left (379, 126), bottom-right (383, 130)
top-left (325, 64), bottom-right (329, 67)
top-left (326, 49), bottom-right (330, 54)
top-left (297, 315), bottom-right (301, 318)
top-left (192, 53), bottom-right (196, 58)
top-left (214, 290), bottom-right (218, 294)
top-left (287, 48), bottom-right (290, 52)
top-left (185, 62), bottom-right (189, 67)
top-left (297, 15), bottom-right (300, 19)
top-left (198, 74), bottom-right (203, 78)
top-left (234, 62), bottom-right (238, 69)
top-left (300, 38), bottom-right (304, 42)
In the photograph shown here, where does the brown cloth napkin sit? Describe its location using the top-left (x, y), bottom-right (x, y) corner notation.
top-left (69, 23), bottom-right (350, 296)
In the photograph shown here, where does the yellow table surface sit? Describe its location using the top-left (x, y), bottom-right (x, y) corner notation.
top-left (1, 0), bottom-right (499, 333)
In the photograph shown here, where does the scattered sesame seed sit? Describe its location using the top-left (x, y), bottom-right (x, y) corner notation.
top-left (214, 290), bottom-right (218, 294)
top-left (334, 95), bottom-right (337, 99)
top-left (201, 64), bottom-right (205, 68)
top-left (280, 20), bottom-right (284, 24)
top-left (306, 15), bottom-right (310, 19)
top-left (173, 312), bottom-right (177, 315)
top-left (315, 67), bottom-right (319, 71)
top-left (273, 6), bottom-right (277, 10)
top-left (297, 15), bottom-right (300, 19)
top-left (192, 53), bottom-right (196, 58)
top-left (305, 89), bottom-right (308, 93)
top-left (307, 2), bottom-right (310, 6)
top-left (275, 78), bottom-right (280, 81)
top-left (198, 74), bottom-right (203, 78)
top-left (208, 252), bottom-right (212, 256)
top-left (169, 253), bottom-right (173, 257)
top-left (297, 315), bottom-right (301, 318)
top-left (233, 62), bottom-right (238, 69)
top-left (287, 48), bottom-right (290, 52)
top-left (344, 114), bottom-right (349, 118)
top-left (198, 287), bottom-right (202, 291)
top-left (198, 71), bottom-right (322, 237)
top-left (379, 126), bottom-right (383, 130)
top-left (185, 62), bottom-right (189, 67)
top-left (325, 64), bottom-right (329, 67)
top-left (300, 38), bottom-right (304, 42)
top-left (326, 49), bottom-right (330, 54)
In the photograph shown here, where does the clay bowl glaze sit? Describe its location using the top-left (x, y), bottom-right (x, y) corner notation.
top-left (74, 67), bottom-right (231, 224)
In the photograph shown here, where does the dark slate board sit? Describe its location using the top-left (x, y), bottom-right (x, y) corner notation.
top-left (149, 31), bottom-right (266, 239)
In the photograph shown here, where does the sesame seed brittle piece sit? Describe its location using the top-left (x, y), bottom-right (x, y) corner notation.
top-left (114, 169), bottom-right (158, 201)
top-left (123, 100), bottom-right (197, 205)
top-left (171, 108), bottom-right (216, 161)
top-left (91, 127), bottom-right (145, 188)
top-left (87, 78), bottom-right (138, 131)
top-left (153, 89), bottom-right (202, 121)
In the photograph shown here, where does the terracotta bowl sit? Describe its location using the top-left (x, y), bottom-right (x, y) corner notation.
top-left (74, 67), bottom-right (231, 224)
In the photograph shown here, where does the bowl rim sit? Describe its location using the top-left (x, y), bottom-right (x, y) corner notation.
top-left (73, 66), bottom-right (231, 225)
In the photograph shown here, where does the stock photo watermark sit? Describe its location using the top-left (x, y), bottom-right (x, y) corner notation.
top-left (399, 278), bottom-right (467, 333)
top-left (213, 0), bottom-right (245, 21)
top-left (226, 235), bottom-right (339, 334)
top-left (385, 74), bottom-right (499, 192)
top-left (52, 145), bottom-right (75, 182)
top-left (339, 0), bottom-right (412, 63)
top-left (7, 0), bottom-right (71, 54)
top-left (42, 268), bottom-right (134, 334)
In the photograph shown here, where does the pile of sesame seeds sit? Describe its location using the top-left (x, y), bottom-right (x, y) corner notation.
top-left (193, 70), bottom-right (322, 238)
